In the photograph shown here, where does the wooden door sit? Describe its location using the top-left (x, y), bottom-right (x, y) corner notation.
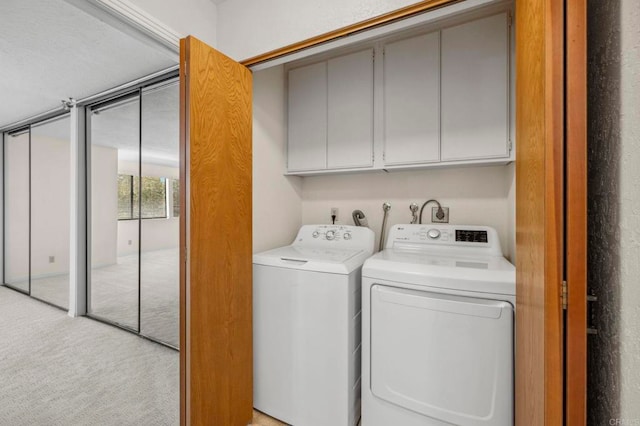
top-left (515, 0), bottom-right (587, 424)
top-left (179, 36), bottom-right (253, 426)
top-left (515, 0), bottom-right (564, 423)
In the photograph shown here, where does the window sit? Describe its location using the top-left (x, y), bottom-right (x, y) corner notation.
top-left (118, 175), bottom-right (134, 219)
top-left (117, 174), bottom-right (168, 220)
top-left (171, 179), bottom-right (180, 218)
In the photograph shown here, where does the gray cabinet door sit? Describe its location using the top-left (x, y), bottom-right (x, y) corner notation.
top-left (441, 13), bottom-right (510, 161)
top-left (288, 61), bottom-right (328, 171)
top-left (327, 49), bottom-right (374, 169)
top-left (383, 32), bottom-right (440, 166)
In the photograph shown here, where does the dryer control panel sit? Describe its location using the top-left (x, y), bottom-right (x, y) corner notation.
top-left (386, 224), bottom-right (503, 257)
top-left (293, 225), bottom-right (375, 252)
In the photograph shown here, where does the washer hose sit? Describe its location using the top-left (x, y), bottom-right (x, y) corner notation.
top-left (352, 210), bottom-right (368, 227)
top-left (379, 202), bottom-right (392, 251)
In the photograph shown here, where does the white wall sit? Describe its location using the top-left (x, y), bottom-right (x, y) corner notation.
top-left (4, 133), bottom-right (30, 282)
top-left (302, 166), bottom-right (515, 258)
top-left (3, 131), bottom-right (73, 282)
top-left (30, 135), bottom-right (71, 278)
top-left (587, 0), bottom-right (640, 422)
top-left (252, 65), bottom-right (303, 253)
top-left (118, 218), bottom-right (179, 256)
top-left (217, 0), bottom-right (420, 60)
top-left (618, 0), bottom-right (640, 414)
top-left (128, 0), bottom-right (218, 47)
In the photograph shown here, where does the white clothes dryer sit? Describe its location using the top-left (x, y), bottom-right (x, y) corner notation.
top-left (253, 224), bottom-right (375, 426)
top-left (361, 224), bottom-right (515, 426)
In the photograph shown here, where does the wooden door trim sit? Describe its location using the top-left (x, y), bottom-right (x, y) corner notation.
top-left (544, 0), bottom-right (565, 423)
top-left (240, 0), bottom-right (461, 67)
top-left (565, 0), bottom-right (588, 423)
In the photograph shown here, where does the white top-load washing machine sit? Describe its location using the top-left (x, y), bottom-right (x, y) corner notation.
top-left (361, 224), bottom-right (515, 426)
top-left (253, 224), bottom-right (375, 426)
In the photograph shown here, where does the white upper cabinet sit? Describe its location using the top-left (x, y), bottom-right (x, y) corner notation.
top-left (327, 49), bottom-right (374, 169)
top-left (441, 13), bottom-right (510, 161)
top-left (285, 10), bottom-right (513, 175)
top-left (288, 50), bottom-right (375, 172)
top-left (383, 32), bottom-right (440, 166)
top-left (287, 62), bottom-right (328, 172)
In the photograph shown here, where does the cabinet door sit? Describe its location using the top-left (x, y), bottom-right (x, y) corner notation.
top-left (441, 13), bottom-right (510, 161)
top-left (287, 62), bottom-right (327, 171)
top-left (383, 32), bottom-right (440, 166)
top-left (327, 49), bottom-right (374, 169)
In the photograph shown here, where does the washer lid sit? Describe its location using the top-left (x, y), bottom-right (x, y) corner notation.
top-left (363, 249), bottom-right (515, 296)
top-left (253, 245), bottom-right (367, 274)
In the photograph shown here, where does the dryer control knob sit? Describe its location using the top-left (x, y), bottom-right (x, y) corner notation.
top-left (343, 232), bottom-right (352, 240)
top-left (427, 229), bottom-right (441, 239)
top-left (326, 230), bottom-right (336, 240)
top-left (312, 231), bottom-right (319, 238)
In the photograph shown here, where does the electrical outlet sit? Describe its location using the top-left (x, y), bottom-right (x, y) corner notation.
top-left (331, 207), bottom-right (339, 222)
top-left (49, 256), bottom-right (55, 263)
top-left (128, 240), bottom-right (133, 246)
top-left (432, 207), bottom-right (450, 223)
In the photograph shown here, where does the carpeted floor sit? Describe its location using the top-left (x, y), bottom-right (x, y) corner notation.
top-left (0, 286), bottom-right (179, 426)
top-left (6, 249), bottom-right (180, 348)
top-left (89, 248), bottom-right (179, 347)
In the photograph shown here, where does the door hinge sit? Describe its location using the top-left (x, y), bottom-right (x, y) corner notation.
top-left (509, 140), bottom-right (513, 153)
top-left (561, 280), bottom-right (568, 310)
top-left (508, 13), bottom-right (513, 29)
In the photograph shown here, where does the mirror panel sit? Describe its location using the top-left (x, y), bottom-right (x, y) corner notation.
top-left (140, 81), bottom-right (180, 347)
top-left (89, 95), bottom-right (140, 331)
top-left (30, 116), bottom-right (71, 308)
top-left (4, 131), bottom-right (30, 293)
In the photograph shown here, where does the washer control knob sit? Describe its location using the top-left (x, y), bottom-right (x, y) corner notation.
top-left (312, 231), bottom-right (319, 238)
top-left (343, 232), bottom-right (352, 240)
top-left (326, 230), bottom-right (336, 240)
top-left (427, 229), bottom-right (441, 239)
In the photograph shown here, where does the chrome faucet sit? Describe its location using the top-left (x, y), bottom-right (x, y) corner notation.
top-left (409, 203), bottom-right (419, 224)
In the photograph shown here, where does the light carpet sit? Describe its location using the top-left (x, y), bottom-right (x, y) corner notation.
top-left (0, 286), bottom-right (179, 426)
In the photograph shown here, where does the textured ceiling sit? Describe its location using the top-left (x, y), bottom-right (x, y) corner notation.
top-left (0, 0), bottom-right (178, 128)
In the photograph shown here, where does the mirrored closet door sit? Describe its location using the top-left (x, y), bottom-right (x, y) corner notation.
top-left (3, 114), bottom-right (71, 310)
top-left (87, 77), bottom-right (180, 348)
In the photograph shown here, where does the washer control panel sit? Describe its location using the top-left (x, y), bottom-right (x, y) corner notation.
top-left (309, 225), bottom-right (351, 241)
top-left (294, 225), bottom-right (375, 251)
top-left (386, 224), bottom-right (502, 256)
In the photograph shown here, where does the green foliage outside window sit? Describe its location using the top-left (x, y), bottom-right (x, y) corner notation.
top-left (117, 174), bottom-right (168, 220)
top-left (171, 179), bottom-right (180, 218)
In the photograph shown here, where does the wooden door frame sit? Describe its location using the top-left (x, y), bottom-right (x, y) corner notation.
top-left (566, 0), bottom-right (588, 423)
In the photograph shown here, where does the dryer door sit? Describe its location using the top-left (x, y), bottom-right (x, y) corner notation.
top-left (370, 284), bottom-right (513, 425)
